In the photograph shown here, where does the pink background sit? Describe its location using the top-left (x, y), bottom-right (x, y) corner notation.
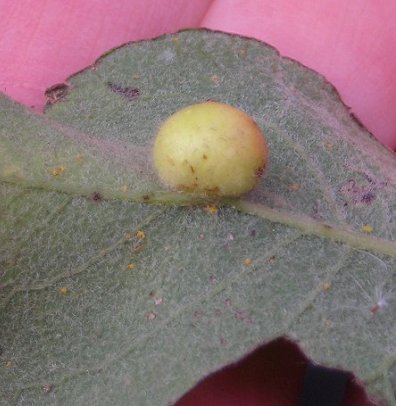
top-left (1, 0), bottom-right (395, 149)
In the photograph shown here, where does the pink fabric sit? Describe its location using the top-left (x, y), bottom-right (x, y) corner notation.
top-left (0, 0), bottom-right (395, 149)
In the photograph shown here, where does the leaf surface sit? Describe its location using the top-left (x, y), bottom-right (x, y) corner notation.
top-left (1, 30), bottom-right (395, 405)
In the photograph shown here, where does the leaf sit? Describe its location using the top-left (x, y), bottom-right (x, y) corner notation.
top-left (1, 30), bottom-right (395, 405)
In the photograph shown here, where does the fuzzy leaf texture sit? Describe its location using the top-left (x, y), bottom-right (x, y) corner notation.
top-left (1, 30), bottom-right (395, 405)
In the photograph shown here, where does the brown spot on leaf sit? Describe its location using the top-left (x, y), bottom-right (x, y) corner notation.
top-left (267, 255), bottom-right (276, 264)
top-left (289, 183), bottom-right (300, 192)
top-left (107, 82), bottom-right (140, 100)
top-left (339, 178), bottom-right (380, 206)
top-left (41, 384), bottom-right (54, 394)
top-left (361, 192), bottom-right (376, 204)
top-left (204, 204), bottom-right (218, 215)
top-left (194, 310), bottom-right (203, 320)
top-left (255, 166), bottom-right (265, 178)
top-left (89, 192), bottom-right (102, 203)
top-left (238, 48), bottom-right (247, 58)
top-left (243, 258), bottom-right (253, 266)
top-left (322, 281), bottom-right (332, 291)
top-left (209, 275), bottom-right (217, 285)
top-left (45, 83), bottom-right (69, 105)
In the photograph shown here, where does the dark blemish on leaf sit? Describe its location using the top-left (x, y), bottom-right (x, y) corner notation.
top-left (210, 275), bottom-right (217, 285)
top-left (41, 384), bottom-right (54, 394)
top-left (194, 310), bottom-right (203, 320)
top-left (107, 82), bottom-right (140, 100)
top-left (345, 179), bottom-right (356, 192)
top-left (370, 304), bottom-right (381, 315)
top-left (267, 255), bottom-right (276, 263)
top-left (323, 224), bottom-right (332, 231)
top-left (45, 83), bottom-right (69, 105)
top-left (361, 192), bottom-right (376, 204)
top-left (190, 165), bottom-right (195, 173)
top-left (339, 177), bottom-right (381, 206)
top-left (255, 166), bottom-right (265, 178)
top-left (202, 154), bottom-right (208, 160)
top-left (250, 229), bottom-right (256, 237)
top-left (363, 174), bottom-right (374, 184)
top-left (89, 192), bottom-right (102, 203)
top-left (142, 194), bottom-right (150, 201)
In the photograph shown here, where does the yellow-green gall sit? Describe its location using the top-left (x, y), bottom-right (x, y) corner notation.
top-left (153, 101), bottom-right (268, 197)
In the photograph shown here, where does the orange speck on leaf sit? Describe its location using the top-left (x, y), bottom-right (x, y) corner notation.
top-left (289, 183), bottom-right (300, 192)
top-left (361, 224), bottom-right (374, 233)
top-left (58, 287), bottom-right (69, 295)
top-left (136, 230), bottom-right (145, 239)
top-left (244, 258), bottom-right (253, 266)
top-left (124, 233), bottom-right (133, 241)
top-left (204, 204), bottom-right (218, 215)
top-left (127, 263), bottom-right (135, 271)
top-left (322, 281), bottom-right (332, 291)
top-left (5, 361), bottom-right (12, 367)
top-left (51, 165), bottom-right (66, 177)
top-left (121, 185), bottom-right (128, 193)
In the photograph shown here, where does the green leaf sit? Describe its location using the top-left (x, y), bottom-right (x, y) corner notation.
top-left (1, 30), bottom-right (395, 405)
